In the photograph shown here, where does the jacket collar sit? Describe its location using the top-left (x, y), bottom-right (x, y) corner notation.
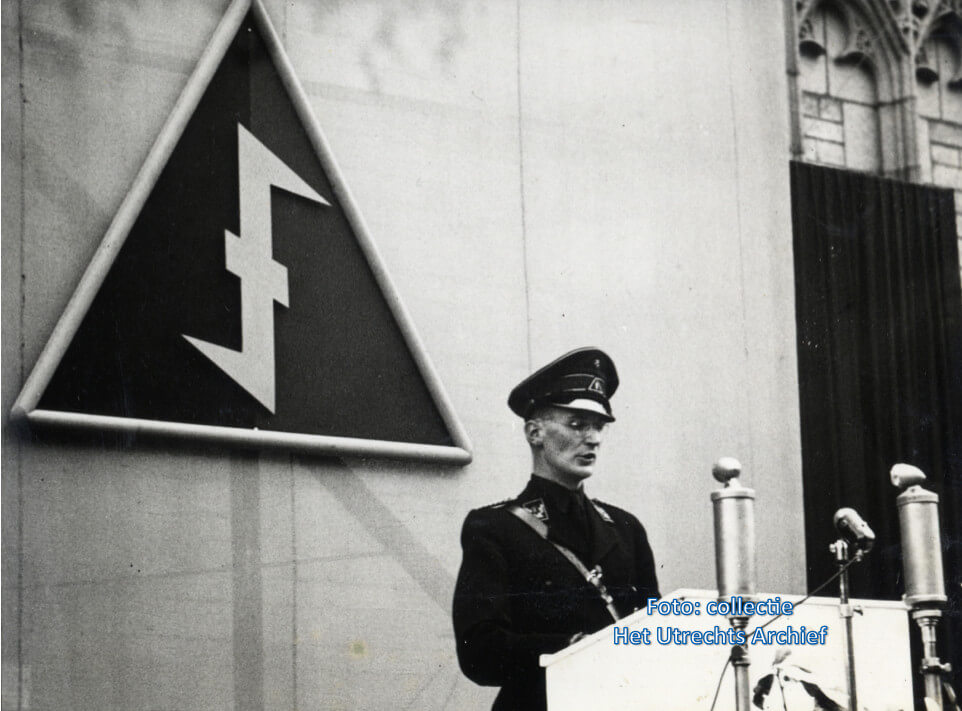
top-left (520, 474), bottom-right (584, 513)
top-left (517, 475), bottom-right (619, 564)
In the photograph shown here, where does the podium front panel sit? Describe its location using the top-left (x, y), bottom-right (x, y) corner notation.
top-left (541, 589), bottom-right (912, 711)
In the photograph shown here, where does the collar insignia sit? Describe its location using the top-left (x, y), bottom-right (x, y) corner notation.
top-left (522, 498), bottom-right (549, 522)
top-left (591, 500), bottom-right (614, 524)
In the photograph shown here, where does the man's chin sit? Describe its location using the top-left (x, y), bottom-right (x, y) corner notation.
top-left (566, 465), bottom-right (595, 480)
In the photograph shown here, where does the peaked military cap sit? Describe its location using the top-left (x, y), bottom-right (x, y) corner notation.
top-left (508, 347), bottom-right (619, 421)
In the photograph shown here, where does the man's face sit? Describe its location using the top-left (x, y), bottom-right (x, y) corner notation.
top-left (533, 407), bottom-right (610, 484)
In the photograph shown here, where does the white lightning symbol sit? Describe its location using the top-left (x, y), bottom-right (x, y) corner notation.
top-left (184, 124), bottom-right (329, 413)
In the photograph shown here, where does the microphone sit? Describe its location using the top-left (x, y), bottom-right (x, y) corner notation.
top-left (711, 457), bottom-right (757, 711)
top-left (833, 508), bottom-right (875, 553)
top-left (891, 464), bottom-right (949, 708)
top-left (831, 507), bottom-right (873, 711)
top-left (891, 464), bottom-right (946, 609)
top-left (711, 457), bottom-right (756, 603)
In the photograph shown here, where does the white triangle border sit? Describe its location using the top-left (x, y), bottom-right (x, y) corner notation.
top-left (11, 0), bottom-right (472, 465)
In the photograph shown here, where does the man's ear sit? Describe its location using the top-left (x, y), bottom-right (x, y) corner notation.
top-left (524, 419), bottom-right (543, 447)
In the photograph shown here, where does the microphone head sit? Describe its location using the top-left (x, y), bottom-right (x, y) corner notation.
top-left (712, 457), bottom-right (742, 484)
top-left (834, 507), bottom-right (875, 552)
top-left (832, 507), bottom-right (854, 528)
top-left (890, 463), bottom-right (926, 490)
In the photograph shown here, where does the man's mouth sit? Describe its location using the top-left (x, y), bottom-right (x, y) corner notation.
top-left (576, 453), bottom-right (596, 464)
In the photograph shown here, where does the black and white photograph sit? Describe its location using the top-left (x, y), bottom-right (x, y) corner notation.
top-left (2, 1), bottom-right (961, 709)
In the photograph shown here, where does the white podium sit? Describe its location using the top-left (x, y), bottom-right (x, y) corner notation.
top-left (541, 589), bottom-right (913, 711)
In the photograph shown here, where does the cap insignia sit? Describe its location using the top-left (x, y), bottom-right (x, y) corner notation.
top-left (588, 377), bottom-right (605, 395)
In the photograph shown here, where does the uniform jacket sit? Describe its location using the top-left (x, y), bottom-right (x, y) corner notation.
top-left (452, 476), bottom-right (660, 711)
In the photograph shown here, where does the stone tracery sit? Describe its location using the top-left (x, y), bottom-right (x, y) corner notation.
top-left (791, 0), bottom-right (962, 272)
top-left (792, 0), bottom-right (961, 174)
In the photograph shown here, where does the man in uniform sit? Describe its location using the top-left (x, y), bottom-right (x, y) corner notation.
top-left (452, 347), bottom-right (660, 711)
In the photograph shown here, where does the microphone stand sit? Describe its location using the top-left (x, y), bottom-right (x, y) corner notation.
top-left (829, 538), bottom-right (861, 711)
top-left (914, 609), bottom-right (951, 711)
top-left (728, 615), bottom-right (751, 711)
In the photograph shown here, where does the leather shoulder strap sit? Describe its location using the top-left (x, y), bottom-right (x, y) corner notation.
top-left (507, 504), bottom-right (621, 622)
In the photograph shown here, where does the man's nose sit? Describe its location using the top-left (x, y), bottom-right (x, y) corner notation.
top-left (584, 427), bottom-right (603, 445)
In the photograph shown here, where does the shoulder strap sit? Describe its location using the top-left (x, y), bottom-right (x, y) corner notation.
top-left (507, 504), bottom-right (621, 622)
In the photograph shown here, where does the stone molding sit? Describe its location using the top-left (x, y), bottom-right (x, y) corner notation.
top-left (790, 0), bottom-right (962, 179)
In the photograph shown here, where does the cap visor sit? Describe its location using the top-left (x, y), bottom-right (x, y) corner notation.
top-left (551, 398), bottom-right (615, 422)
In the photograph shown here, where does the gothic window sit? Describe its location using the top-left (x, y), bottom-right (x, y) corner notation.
top-left (792, 0), bottom-right (962, 268)
top-left (917, 11), bottom-right (962, 238)
top-left (798, 3), bottom-right (882, 172)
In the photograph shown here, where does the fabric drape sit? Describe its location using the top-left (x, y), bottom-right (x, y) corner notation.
top-left (791, 160), bottom-right (962, 698)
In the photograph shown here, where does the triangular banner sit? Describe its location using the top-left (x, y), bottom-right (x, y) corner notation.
top-left (12, 0), bottom-right (471, 464)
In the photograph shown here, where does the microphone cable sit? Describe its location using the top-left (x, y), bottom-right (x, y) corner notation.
top-left (708, 656), bottom-right (731, 711)
top-left (707, 556), bottom-right (862, 711)
top-left (755, 555), bottom-right (860, 631)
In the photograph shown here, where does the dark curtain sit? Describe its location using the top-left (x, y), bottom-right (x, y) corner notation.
top-left (791, 161), bottom-right (962, 700)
